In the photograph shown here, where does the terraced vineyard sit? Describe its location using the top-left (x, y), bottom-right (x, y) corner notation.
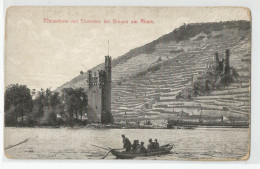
top-left (57, 21), bottom-right (251, 124)
top-left (111, 29), bottom-right (250, 123)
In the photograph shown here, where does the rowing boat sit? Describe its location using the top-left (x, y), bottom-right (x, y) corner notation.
top-left (110, 144), bottom-right (174, 159)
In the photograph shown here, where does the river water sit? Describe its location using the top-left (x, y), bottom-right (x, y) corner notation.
top-left (4, 127), bottom-right (250, 160)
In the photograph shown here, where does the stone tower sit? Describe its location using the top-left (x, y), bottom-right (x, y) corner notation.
top-left (223, 49), bottom-right (230, 74)
top-left (102, 56), bottom-right (112, 123)
top-left (87, 56), bottom-right (113, 123)
top-left (214, 52), bottom-right (219, 68)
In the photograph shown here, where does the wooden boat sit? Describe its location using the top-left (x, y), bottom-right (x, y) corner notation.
top-left (110, 144), bottom-right (174, 159)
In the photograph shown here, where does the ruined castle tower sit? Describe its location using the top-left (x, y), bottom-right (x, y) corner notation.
top-left (214, 52), bottom-right (219, 67)
top-left (87, 56), bottom-right (112, 123)
top-left (223, 49), bottom-right (230, 75)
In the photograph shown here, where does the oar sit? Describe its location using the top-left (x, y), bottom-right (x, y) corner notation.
top-left (91, 144), bottom-right (111, 159)
top-left (101, 150), bottom-right (112, 159)
top-left (91, 144), bottom-right (110, 151)
top-left (5, 138), bottom-right (30, 150)
top-left (92, 144), bottom-right (125, 159)
top-left (102, 147), bottom-right (126, 159)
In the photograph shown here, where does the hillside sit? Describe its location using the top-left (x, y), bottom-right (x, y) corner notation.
top-left (56, 20), bottom-right (251, 123)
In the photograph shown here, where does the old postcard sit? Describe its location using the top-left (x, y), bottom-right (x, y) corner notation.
top-left (4, 7), bottom-right (251, 160)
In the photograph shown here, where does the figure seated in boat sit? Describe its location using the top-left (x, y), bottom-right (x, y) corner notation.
top-left (147, 139), bottom-right (157, 151)
top-left (122, 134), bottom-right (132, 153)
top-left (131, 140), bottom-right (140, 153)
top-left (154, 139), bottom-right (159, 147)
top-left (135, 142), bottom-right (147, 154)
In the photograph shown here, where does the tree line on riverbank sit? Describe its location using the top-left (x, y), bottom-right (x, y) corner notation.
top-left (4, 83), bottom-right (88, 127)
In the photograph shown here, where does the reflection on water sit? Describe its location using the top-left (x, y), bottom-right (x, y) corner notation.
top-left (4, 127), bottom-right (249, 160)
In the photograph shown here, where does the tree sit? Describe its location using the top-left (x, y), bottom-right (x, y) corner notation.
top-left (62, 88), bottom-right (76, 127)
top-left (61, 87), bottom-right (88, 127)
top-left (4, 84), bottom-right (32, 126)
top-left (33, 88), bottom-right (63, 125)
top-left (74, 88), bottom-right (87, 121)
top-left (33, 88), bottom-right (45, 120)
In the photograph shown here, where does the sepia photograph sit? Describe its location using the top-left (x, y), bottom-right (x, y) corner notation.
top-left (4, 6), bottom-right (251, 160)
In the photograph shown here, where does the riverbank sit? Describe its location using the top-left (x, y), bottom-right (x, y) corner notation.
top-left (5, 122), bottom-right (250, 129)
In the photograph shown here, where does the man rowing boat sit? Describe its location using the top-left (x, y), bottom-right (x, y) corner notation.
top-left (122, 134), bottom-right (131, 153)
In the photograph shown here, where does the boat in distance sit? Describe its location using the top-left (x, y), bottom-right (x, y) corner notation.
top-left (110, 144), bottom-right (174, 159)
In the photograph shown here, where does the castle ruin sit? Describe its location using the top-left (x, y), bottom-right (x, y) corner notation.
top-left (213, 49), bottom-right (230, 75)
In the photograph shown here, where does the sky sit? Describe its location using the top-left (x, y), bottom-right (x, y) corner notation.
top-left (4, 7), bottom-right (250, 90)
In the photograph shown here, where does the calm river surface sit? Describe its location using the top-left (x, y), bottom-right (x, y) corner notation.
top-left (4, 127), bottom-right (250, 160)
